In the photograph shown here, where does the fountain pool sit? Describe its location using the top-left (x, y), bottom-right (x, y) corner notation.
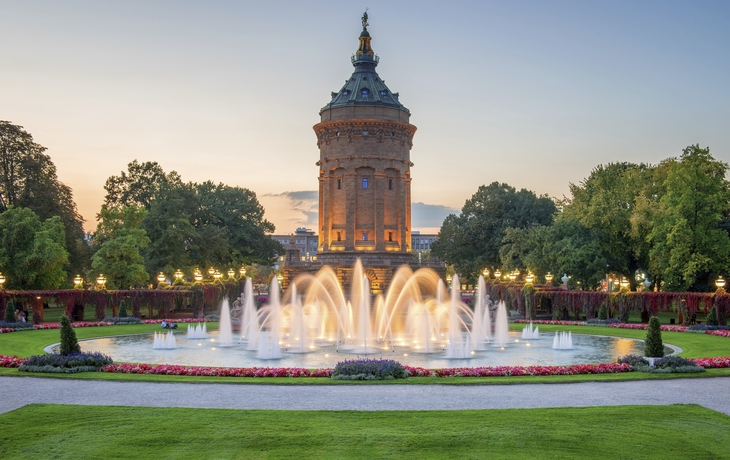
top-left (76, 331), bottom-right (660, 369)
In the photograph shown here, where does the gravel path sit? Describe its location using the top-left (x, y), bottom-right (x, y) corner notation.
top-left (2, 376), bottom-right (729, 415)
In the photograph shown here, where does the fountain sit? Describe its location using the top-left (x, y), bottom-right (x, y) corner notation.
top-left (256, 279), bottom-right (282, 359)
top-left (552, 331), bottom-right (573, 350)
top-left (470, 276), bottom-right (491, 351)
top-left (153, 331), bottom-right (177, 349)
top-left (218, 299), bottom-right (234, 347)
top-left (493, 301), bottom-right (510, 347)
top-left (240, 279), bottom-right (259, 348)
top-left (521, 322), bottom-right (539, 339)
top-left (187, 322), bottom-right (208, 339)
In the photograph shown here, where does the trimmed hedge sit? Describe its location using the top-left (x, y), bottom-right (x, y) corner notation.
top-left (331, 359), bottom-right (407, 380)
top-left (19, 351), bottom-right (113, 373)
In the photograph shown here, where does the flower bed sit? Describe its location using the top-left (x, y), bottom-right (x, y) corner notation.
top-left (404, 363), bottom-right (632, 377)
top-left (100, 363), bottom-right (332, 378)
top-left (3, 354), bottom-right (730, 377)
top-left (706, 330), bottom-right (730, 338)
top-left (513, 320), bottom-right (585, 326)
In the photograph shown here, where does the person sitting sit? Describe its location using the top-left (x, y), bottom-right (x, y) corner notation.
top-left (161, 320), bottom-right (167, 328)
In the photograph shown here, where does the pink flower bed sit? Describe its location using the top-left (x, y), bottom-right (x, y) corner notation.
top-left (141, 318), bottom-right (208, 325)
top-left (514, 320), bottom-right (585, 326)
top-left (0, 355), bottom-right (26, 367)
top-left (706, 330), bottom-right (730, 338)
top-left (405, 362), bottom-right (632, 377)
top-left (692, 357), bottom-right (730, 368)
top-left (100, 363), bottom-right (332, 378)
top-left (607, 323), bottom-right (687, 332)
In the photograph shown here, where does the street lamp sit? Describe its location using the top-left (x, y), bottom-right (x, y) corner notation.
top-left (96, 274), bottom-right (107, 290)
top-left (446, 274), bottom-right (452, 288)
top-left (525, 273), bottom-right (535, 284)
top-left (482, 268), bottom-right (489, 279)
top-left (276, 273), bottom-right (284, 287)
top-left (545, 272), bottom-right (554, 284)
top-left (716, 276), bottom-right (726, 289)
top-left (73, 274), bottom-right (83, 289)
top-left (213, 270), bottom-right (223, 281)
top-left (508, 271), bottom-right (517, 282)
top-left (620, 277), bottom-right (630, 289)
top-left (208, 267), bottom-right (215, 278)
top-left (0, 272), bottom-right (6, 289)
top-left (174, 270), bottom-right (184, 281)
top-left (227, 268), bottom-right (236, 279)
top-left (494, 270), bottom-right (501, 280)
top-left (194, 271), bottom-right (203, 282)
top-left (157, 272), bottom-right (166, 284)
top-left (239, 266), bottom-right (247, 278)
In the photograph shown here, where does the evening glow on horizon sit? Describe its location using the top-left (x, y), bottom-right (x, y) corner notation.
top-left (1, 1), bottom-right (728, 233)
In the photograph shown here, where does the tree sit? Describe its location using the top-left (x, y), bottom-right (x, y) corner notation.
top-left (104, 160), bottom-right (182, 210)
top-left (0, 206), bottom-right (68, 289)
top-left (644, 316), bottom-right (664, 358)
top-left (0, 121), bottom-right (90, 280)
top-left (431, 182), bottom-right (556, 282)
top-left (647, 145), bottom-right (730, 291)
top-left (562, 162), bottom-right (655, 288)
top-left (91, 205), bottom-right (150, 289)
top-left (4, 300), bottom-right (16, 322)
top-left (501, 220), bottom-right (607, 289)
top-left (59, 315), bottom-right (81, 355)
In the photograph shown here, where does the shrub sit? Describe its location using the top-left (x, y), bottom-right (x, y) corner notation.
top-left (617, 354), bottom-right (649, 370)
top-left (597, 303), bottom-right (608, 320)
top-left (586, 318), bottom-right (620, 326)
top-left (331, 359), bottom-right (407, 380)
top-left (644, 316), bottom-right (664, 358)
top-left (0, 321), bottom-right (34, 330)
top-left (705, 306), bottom-right (719, 326)
top-left (102, 316), bottom-right (142, 324)
top-left (4, 300), bottom-right (16, 323)
top-left (19, 351), bottom-right (113, 373)
top-left (59, 315), bottom-right (81, 355)
top-left (118, 300), bottom-right (128, 318)
top-left (644, 355), bottom-right (705, 374)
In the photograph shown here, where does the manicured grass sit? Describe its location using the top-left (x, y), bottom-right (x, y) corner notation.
top-left (0, 404), bottom-right (728, 459)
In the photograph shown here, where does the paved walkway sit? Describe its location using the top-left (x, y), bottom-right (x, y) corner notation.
top-left (2, 376), bottom-right (729, 415)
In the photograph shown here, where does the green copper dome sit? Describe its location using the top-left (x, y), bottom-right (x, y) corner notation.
top-left (320, 16), bottom-right (409, 115)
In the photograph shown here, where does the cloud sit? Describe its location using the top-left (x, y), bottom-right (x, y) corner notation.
top-left (263, 190), bottom-right (319, 228)
top-left (411, 202), bottom-right (459, 229)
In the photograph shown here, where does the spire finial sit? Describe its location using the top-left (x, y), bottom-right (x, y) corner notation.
top-left (362, 8), bottom-right (369, 30)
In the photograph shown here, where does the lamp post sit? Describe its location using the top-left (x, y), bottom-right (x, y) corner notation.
top-left (545, 272), bottom-right (554, 285)
top-left (73, 274), bottom-right (83, 289)
top-left (194, 271), bottom-right (203, 282)
top-left (239, 266), bottom-right (247, 279)
top-left (276, 273), bottom-right (284, 288)
top-left (716, 276), bottom-right (726, 290)
top-left (494, 270), bottom-right (501, 283)
top-left (208, 267), bottom-right (215, 279)
top-left (482, 268), bottom-right (489, 279)
top-left (525, 272), bottom-right (535, 284)
top-left (174, 270), bottom-right (184, 282)
top-left (0, 272), bottom-right (6, 290)
top-left (227, 268), bottom-right (235, 279)
top-left (157, 272), bottom-right (166, 285)
top-left (508, 271), bottom-right (517, 282)
top-left (213, 270), bottom-right (223, 281)
top-left (446, 274), bottom-right (452, 289)
top-left (96, 274), bottom-right (107, 290)
top-left (620, 277), bottom-right (630, 290)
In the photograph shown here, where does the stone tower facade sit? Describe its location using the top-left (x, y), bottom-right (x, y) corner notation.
top-left (310, 15), bottom-right (417, 292)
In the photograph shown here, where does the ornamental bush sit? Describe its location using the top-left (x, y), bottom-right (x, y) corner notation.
top-left (331, 359), bottom-right (408, 380)
top-left (705, 306), bottom-right (719, 326)
top-left (118, 300), bottom-right (128, 318)
top-left (59, 315), bottom-right (81, 355)
top-left (19, 351), bottom-right (113, 373)
top-left (102, 316), bottom-right (142, 324)
top-left (4, 300), bottom-right (16, 323)
top-left (597, 303), bottom-right (608, 320)
top-left (617, 354), bottom-right (649, 370)
top-left (644, 316), bottom-right (664, 358)
top-left (0, 321), bottom-right (34, 330)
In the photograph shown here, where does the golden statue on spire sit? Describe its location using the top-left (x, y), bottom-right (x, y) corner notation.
top-left (362, 9), bottom-right (369, 30)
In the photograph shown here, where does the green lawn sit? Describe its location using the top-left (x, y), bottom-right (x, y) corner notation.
top-left (0, 404), bottom-right (728, 459)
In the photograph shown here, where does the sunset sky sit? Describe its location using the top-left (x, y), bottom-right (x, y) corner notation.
top-left (2, 1), bottom-right (728, 234)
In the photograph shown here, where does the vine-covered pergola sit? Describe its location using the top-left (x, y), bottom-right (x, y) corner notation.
top-left (0, 281), bottom-right (245, 323)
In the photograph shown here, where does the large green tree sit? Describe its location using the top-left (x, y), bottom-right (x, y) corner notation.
top-left (0, 121), bottom-right (90, 279)
top-left (561, 162), bottom-right (654, 288)
top-left (431, 182), bottom-right (556, 282)
top-left (91, 205), bottom-right (150, 289)
top-left (647, 145), bottom-right (730, 291)
top-left (0, 206), bottom-right (68, 289)
top-left (104, 160), bottom-right (182, 210)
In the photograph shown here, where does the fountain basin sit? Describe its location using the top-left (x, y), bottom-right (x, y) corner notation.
top-left (73, 331), bottom-right (673, 369)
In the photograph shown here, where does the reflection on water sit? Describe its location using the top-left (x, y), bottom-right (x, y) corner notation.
top-left (77, 332), bottom-right (653, 369)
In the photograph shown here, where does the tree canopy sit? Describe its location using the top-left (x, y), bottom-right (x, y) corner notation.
top-left (0, 206), bottom-right (68, 289)
top-left (0, 121), bottom-right (90, 279)
top-left (431, 182), bottom-right (557, 282)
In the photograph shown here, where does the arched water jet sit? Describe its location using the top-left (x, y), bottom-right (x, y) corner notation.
top-left (493, 300), bottom-right (510, 347)
top-left (218, 298), bottom-right (234, 347)
top-left (257, 277), bottom-right (282, 359)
